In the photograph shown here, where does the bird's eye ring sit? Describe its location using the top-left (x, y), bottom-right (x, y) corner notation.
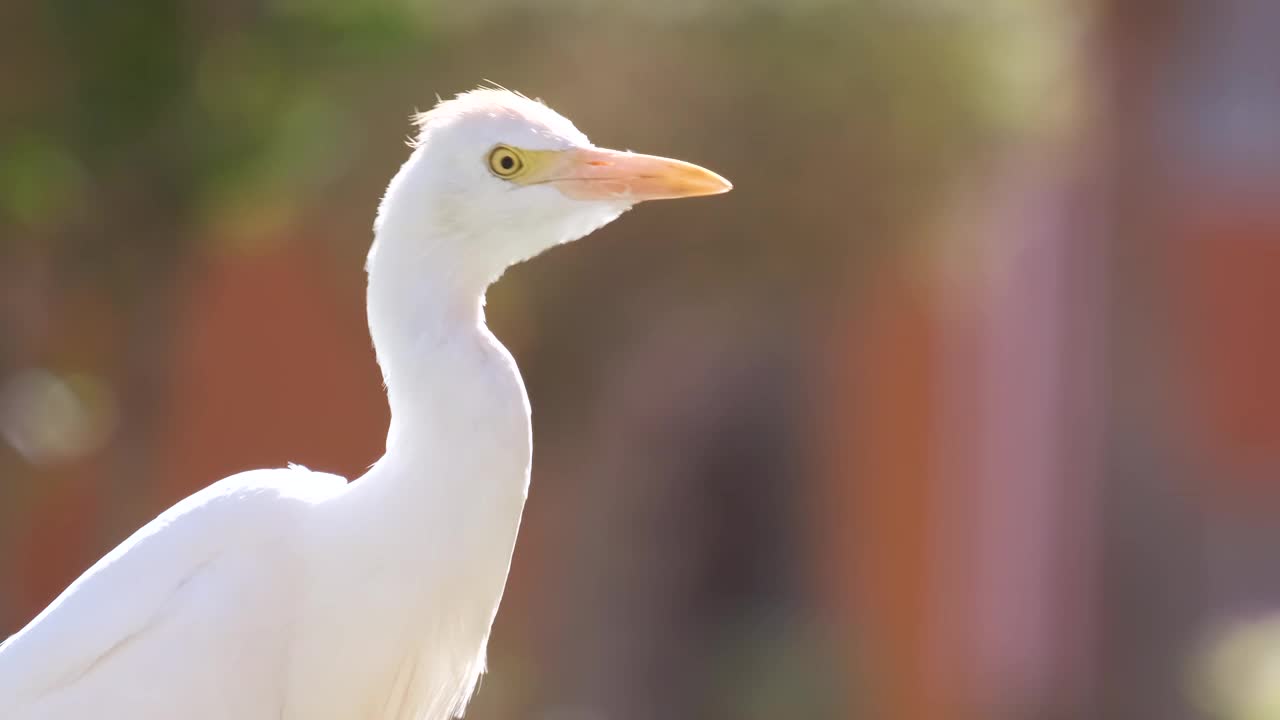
top-left (487, 145), bottom-right (525, 179)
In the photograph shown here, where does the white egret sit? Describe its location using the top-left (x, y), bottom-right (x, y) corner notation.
top-left (0, 88), bottom-right (730, 720)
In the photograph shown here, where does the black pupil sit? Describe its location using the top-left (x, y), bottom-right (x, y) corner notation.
top-left (499, 154), bottom-right (515, 170)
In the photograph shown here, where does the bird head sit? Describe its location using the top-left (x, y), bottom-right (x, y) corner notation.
top-left (373, 88), bottom-right (732, 284)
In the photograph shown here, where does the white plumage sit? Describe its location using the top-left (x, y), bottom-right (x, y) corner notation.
top-left (0, 88), bottom-right (729, 720)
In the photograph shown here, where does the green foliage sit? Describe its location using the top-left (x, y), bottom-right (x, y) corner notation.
top-left (0, 132), bottom-right (85, 232)
top-left (4, 0), bottom-right (432, 270)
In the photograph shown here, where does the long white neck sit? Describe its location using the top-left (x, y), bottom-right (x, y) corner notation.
top-left (354, 157), bottom-right (533, 540)
top-left (303, 197), bottom-right (532, 720)
top-left (365, 226), bottom-right (489, 444)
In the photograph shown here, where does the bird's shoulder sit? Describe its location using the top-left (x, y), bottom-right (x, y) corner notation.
top-left (0, 465), bottom-right (348, 707)
top-left (156, 464), bottom-right (348, 531)
top-left (86, 465), bottom-right (349, 571)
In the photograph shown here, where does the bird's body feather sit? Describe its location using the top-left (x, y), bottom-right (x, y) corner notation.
top-left (0, 324), bottom-right (531, 720)
top-left (0, 468), bottom-right (347, 719)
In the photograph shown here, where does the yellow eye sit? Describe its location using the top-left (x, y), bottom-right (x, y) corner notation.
top-left (487, 145), bottom-right (524, 178)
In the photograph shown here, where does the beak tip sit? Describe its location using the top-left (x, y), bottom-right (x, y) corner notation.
top-left (703, 171), bottom-right (733, 196)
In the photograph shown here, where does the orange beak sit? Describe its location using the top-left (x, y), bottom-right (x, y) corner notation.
top-left (531, 147), bottom-right (732, 202)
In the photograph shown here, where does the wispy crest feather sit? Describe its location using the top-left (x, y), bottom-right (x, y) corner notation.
top-left (408, 86), bottom-right (583, 149)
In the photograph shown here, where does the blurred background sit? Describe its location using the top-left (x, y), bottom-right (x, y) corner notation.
top-left (3, 1), bottom-right (1280, 718)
